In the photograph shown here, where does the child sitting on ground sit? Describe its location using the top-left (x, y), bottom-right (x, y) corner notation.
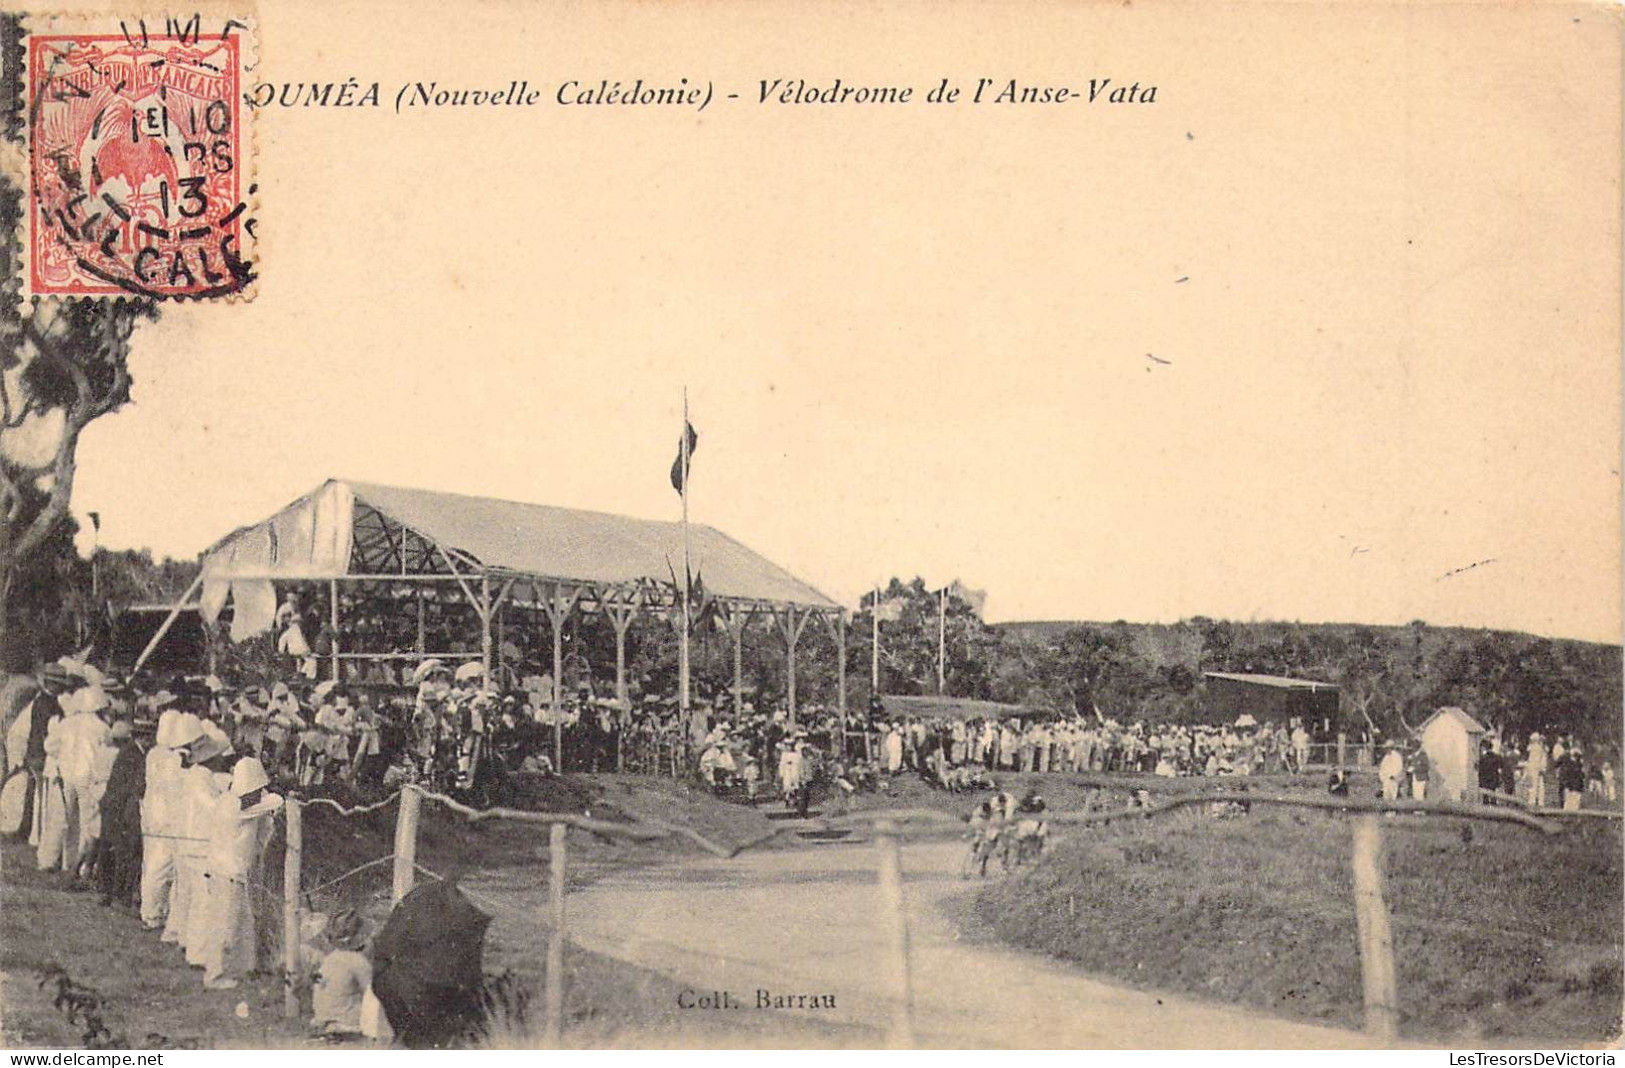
top-left (311, 909), bottom-right (373, 1038)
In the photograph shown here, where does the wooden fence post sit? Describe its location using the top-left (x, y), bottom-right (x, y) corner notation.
top-left (1337, 732), bottom-right (1347, 768)
top-left (873, 819), bottom-right (915, 1049)
top-left (544, 822), bottom-right (567, 1047)
top-left (282, 800), bottom-right (303, 1019)
top-left (392, 786), bottom-right (421, 902)
top-left (362, 786), bottom-right (421, 1042)
top-left (1351, 814), bottom-right (1399, 1043)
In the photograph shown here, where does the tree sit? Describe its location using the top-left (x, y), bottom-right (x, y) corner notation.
top-left (849, 577), bottom-right (1003, 701)
top-left (0, 170), bottom-right (159, 662)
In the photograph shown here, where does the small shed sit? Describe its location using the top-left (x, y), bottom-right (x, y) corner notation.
top-left (1418, 706), bottom-right (1487, 802)
top-left (1202, 672), bottom-right (1342, 736)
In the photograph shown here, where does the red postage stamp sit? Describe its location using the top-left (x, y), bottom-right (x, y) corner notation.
top-left (23, 13), bottom-right (257, 299)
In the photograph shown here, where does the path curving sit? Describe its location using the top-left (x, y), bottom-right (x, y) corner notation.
top-left (549, 836), bottom-right (1377, 1048)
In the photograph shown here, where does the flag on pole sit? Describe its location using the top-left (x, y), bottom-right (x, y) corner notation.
top-left (665, 556), bottom-right (712, 632)
top-left (670, 421), bottom-right (699, 495)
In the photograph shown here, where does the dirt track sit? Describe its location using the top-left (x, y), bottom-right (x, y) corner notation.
top-left (514, 835), bottom-right (1379, 1048)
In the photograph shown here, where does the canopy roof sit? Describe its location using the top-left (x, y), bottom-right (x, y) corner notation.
top-left (1203, 671), bottom-right (1339, 692)
top-left (200, 478), bottom-right (838, 609)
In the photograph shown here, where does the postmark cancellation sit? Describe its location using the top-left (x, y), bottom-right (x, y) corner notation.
top-left (17, 9), bottom-right (257, 302)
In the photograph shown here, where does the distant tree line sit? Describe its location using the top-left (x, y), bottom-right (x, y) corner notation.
top-left (7, 548), bottom-right (1620, 756)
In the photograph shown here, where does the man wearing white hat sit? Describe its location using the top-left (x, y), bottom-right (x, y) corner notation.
top-left (201, 756), bottom-right (282, 990)
top-left (160, 713), bottom-right (207, 945)
top-left (1526, 732), bottom-right (1550, 808)
top-left (55, 686), bottom-right (113, 879)
top-left (315, 692), bottom-right (356, 782)
top-left (140, 704), bottom-right (184, 928)
top-left (183, 722), bottom-right (234, 964)
top-left (450, 664), bottom-right (487, 788)
top-left (34, 686), bottom-right (77, 871)
top-left (411, 661), bottom-right (449, 778)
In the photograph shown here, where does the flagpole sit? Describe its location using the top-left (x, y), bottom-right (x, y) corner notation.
top-left (871, 584), bottom-right (880, 695)
top-left (680, 388), bottom-right (692, 719)
top-left (938, 585), bottom-right (946, 695)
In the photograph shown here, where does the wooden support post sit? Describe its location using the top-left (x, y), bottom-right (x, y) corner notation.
top-left (480, 574), bottom-right (493, 686)
top-left (614, 618), bottom-right (630, 710)
top-left (392, 786), bottom-right (421, 902)
top-left (786, 606), bottom-right (799, 726)
top-left (1351, 814), bottom-right (1399, 1044)
top-left (732, 617), bottom-right (746, 713)
top-left (718, 602), bottom-right (753, 716)
top-left (774, 606), bottom-right (810, 728)
top-left (329, 580), bottom-right (341, 682)
top-left (496, 596), bottom-right (506, 690)
top-left (551, 591), bottom-right (565, 771)
top-left (874, 819), bottom-right (915, 1049)
top-left (542, 584), bottom-right (581, 772)
top-left (544, 822), bottom-right (567, 1047)
top-left (132, 572), bottom-right (206, 676)
top-left (415, 589), bottom-right (426, 654)
top-left (614, 617), bottom-right (627, 773)
top-left (607, 595), bottom-right (638, 773)
top-left (822, 611), bottom-right (848, 755)
top-left (282, 800), bottom-right (303, 1019)
top-left (1337, 732), bottom-right (1348, 768)
top-left (836, 611), bottom-right (847, 731)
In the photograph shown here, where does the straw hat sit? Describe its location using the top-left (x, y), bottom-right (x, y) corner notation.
top-left (312, 680), bottom-right (338, 701)
top-left (191, 721), bottom-right (234, 762)
top-left (151, 690), bottom-right (179, 710)
top-left (410, 659), bottom-right (447, 685)
top-left (325, 908), bottom-right (368, 950)
top-left (454, 661), bottom-right (485, 683)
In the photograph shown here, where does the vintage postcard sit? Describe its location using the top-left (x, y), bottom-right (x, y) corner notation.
top-left (0, 0), bottom-right (1619, 1054)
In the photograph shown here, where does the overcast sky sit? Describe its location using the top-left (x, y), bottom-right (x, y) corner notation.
top-left (64, 1), bottom-right (1623, 644)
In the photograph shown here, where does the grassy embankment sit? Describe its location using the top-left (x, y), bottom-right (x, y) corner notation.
top-left (1, 773), bottom-right (853, 1049)
top-left (974, 795), bottom-right (1623, 1045)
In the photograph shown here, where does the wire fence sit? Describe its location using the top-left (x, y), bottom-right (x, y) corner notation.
top-left (229, 770), bottom-right (1622, 1050)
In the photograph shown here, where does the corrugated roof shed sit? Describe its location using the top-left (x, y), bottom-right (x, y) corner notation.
top-left (1203, 671), bottom-right (1339, 692)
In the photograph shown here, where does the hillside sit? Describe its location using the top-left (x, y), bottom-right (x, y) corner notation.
top-left (986, 617), bottom-right (1623, 755)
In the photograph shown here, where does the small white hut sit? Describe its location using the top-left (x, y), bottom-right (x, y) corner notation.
top-left (1418, 706), bottom-right (1487, 802)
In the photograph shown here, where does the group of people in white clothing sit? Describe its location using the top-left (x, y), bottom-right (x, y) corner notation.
top-left (139, 704), bottom-right (284, 989)
top-left (8, 658), bottom-right (286, 991)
